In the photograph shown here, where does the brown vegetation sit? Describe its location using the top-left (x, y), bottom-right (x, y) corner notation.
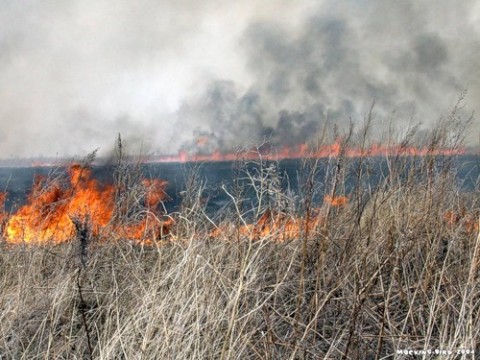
top-left (0, 106), bottom-right (479, 359)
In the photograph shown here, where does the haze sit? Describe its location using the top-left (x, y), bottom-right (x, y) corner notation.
top-left (0, 1), bottom-right (478, 158)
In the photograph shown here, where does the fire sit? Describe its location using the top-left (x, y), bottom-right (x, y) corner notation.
top-left (324, 195), bottom-right (348, 207)
top-left (211, 207), bottom-right (331, 242)
top-left (0, 146), bottom-right (469, 246)
top-left (149, 142), bottom-right (465, 163)
top-left (142, 179), bottom-right (169, 208)
top-left (3, 164), bottom-right (171, 244)
top-left (443, 209), bottom-right (479, 234)
top-left (211, 192), bottom-right (351, 241)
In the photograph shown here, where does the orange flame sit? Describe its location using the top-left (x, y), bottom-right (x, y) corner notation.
top-left (3, 164), bottom-right (171, 244)
top-left (443, 209), bottom-right (479, 234)
top-left (324, 195), bottom-right (348, 207)
top-left (211, 208), bottom-right (329, 242)
top-left (149, 142), bottom-right (465, 163)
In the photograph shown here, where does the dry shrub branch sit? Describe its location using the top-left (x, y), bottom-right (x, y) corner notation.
top-left (0, 104), bottom-right (479, 359)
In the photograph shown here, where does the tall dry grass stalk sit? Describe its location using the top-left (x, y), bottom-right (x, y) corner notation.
top-left (0, 103), bottom-right (478, 359)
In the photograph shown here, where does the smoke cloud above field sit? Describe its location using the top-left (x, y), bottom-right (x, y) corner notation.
top-left (0, 1), bottom-right (479, 157)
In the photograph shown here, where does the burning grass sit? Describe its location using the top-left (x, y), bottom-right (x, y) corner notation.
top-left (2, 164), bottom-right (172, 244)
top-left (151, 140), bottom-right (465, 163)
top-left (1, 115), bottom-right (480, 359)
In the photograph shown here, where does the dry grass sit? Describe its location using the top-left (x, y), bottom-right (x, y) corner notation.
top-left (1, 109), bottom-right (480, 359)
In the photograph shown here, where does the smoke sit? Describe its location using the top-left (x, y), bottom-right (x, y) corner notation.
top-left (0, 0), bottom-right (478, 158)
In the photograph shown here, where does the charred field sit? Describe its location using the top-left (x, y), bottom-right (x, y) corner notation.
top-left (4, 0), bottom-right (480, 357)
top-left (1, 127), bottom-right (480, 359)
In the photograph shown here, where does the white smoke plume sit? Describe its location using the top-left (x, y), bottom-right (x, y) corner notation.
top-left (0, 1), bottom-right (478, 158)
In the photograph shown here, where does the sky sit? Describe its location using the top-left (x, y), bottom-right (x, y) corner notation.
top-left (0, 0), bottom-right (479, 158)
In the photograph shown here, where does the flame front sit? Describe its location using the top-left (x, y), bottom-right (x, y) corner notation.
top-left (0, 140), bottom-right (466, 245)
top-left (443, 209), bottom-right (479, 234)
top-left (211, 208), bottom-right (329, 241)
top-left (149, 141), bottom-right (465, 163)
top-left (3, 165), bottom-right (170, 244)
top-left (324, 195), bottom-right (348, 207)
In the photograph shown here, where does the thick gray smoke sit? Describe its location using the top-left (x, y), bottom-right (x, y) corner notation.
top-left (0, 1), bottom-right (478, 158)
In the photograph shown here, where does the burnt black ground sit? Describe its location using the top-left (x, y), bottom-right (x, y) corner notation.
top-left (1, 155), bottom-right (479, 215)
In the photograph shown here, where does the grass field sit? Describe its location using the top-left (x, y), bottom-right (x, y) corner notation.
top-left (1, 113), bottom-right (479, 359)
